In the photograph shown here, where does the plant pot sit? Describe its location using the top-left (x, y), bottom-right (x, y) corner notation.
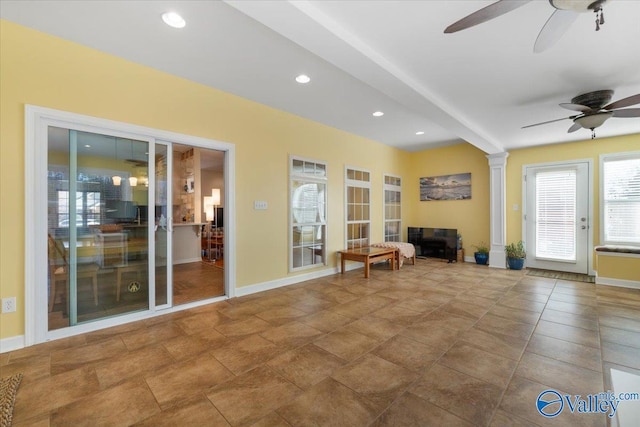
top-left (507, 257), bottom-right (525, 270)
top-left (474, 252), bottom-right (489, 265)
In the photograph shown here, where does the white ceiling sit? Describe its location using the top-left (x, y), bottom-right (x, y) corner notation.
top-left (2, 0), bottom-right (639, 154)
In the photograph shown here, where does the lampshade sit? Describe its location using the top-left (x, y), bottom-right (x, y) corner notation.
top-left (575, 112), bottom-right (613, 130)
top-left (204, 196), bottom-right (214, 221)
top-left (112, 176), bottom-right (122, 186)
top-left (211, 188), bottom-right (221, 205)
top-left (129, 176), bottom-right (138, 187)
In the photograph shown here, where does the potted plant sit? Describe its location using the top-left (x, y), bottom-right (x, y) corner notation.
top-left (505, 240), bottom-right (526, 270)
top-left (473, 242), bottom-right (489, 265)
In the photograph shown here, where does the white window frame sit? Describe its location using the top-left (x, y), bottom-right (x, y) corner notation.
top-left (289, 155), bottom-right (328, 272)
top-left (383, 174), bottom-right (402, 242)
top-left (345, 166), bottom-right (371, 249)
top-left (600, 151), bottom-right (640, 245)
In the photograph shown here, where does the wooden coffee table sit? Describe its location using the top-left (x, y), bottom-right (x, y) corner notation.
top-left (339, 247), bottom-right (398, 278)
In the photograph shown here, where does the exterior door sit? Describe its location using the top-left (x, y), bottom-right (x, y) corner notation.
top-left (524, 162), bottom-right (590, 274)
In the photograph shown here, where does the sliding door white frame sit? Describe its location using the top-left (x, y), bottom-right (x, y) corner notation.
top-left (25, 105), bottom-right (236, 346)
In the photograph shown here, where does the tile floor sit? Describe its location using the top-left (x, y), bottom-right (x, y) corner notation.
top-left (3, 259), bottom-right (640, 426)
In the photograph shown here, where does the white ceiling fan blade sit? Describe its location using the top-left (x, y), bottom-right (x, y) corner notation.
top-left (559, 103), bottom-right (592, 112)
top-left (534, 9), bottom-right (579, 53)
top-left (567, 122), bottom-right (582, 133)
top-left (612, 108), bottom-right (640, 118)
top-left (444, 0), bottom-right (532, 33)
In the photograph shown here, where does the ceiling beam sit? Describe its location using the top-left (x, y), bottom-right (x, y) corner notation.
top-left (226, 0), bottom-right (505, 154)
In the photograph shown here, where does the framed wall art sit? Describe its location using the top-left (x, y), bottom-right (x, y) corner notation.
top-left (420, 173), bottom-right (471, 201)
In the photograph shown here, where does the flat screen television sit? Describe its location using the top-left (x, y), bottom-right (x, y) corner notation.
top-left (408, 227), bottom-right (457, 262)
top-left (210, 207), bottom-right (223, 229)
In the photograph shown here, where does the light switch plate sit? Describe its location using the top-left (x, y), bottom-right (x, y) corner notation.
top-left (254, 201), bottom-right (268, 210)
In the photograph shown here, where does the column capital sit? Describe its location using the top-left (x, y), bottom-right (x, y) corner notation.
top-left (486, 152), bottom-right (509, 167)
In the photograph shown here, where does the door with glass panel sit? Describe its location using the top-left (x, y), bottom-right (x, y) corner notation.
top-left (47, 127), bottom-right (150, 329)
top-left (524, 162), bottom-right (590, 274)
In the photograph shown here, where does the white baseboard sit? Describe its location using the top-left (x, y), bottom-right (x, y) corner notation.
top-left (235, 265), bottom-right (346, 297)
top-left (0, 334), bottom-right (25, 353)
top-left (595, 275), bottom-right (640, 290)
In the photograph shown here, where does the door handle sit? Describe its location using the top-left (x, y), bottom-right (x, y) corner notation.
top-left (581, 225), bottom-right (587, 230)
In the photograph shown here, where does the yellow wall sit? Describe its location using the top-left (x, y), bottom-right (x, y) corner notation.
top-left (0, 21), bottom-right (411, 339)
top-left (596, 254), bottom-right (640, 282)
top-left (407, 143), bottom-right (490, 254)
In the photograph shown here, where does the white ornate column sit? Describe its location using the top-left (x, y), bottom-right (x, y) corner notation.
top-left (486, 152), bottom-right (509, 269)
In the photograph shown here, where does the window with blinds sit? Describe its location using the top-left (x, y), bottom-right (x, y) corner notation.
top-left (535, 169), bottom-right (577, 261)
top-left (602, 153), bottom-right (640, 245)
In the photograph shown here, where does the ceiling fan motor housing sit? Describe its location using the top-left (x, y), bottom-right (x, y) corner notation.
top-left (550, 0), bottom-right (606, 11)
top-left (571, 90), bottom-right (614, 110)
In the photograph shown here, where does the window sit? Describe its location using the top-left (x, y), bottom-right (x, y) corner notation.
top-left (601, 152), bottom-right (640, 245)
top-left (346, 167), bottom-right (370, 248)
top-left (290, 157), bottom-right (327, 270)
top-left (384, 174), bottom-right (402, 242)
top-left (57, 189), bottom-right (102, 227)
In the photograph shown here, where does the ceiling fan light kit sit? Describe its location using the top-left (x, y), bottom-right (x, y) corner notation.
top-left (444, 1), bottom-right (639, 139)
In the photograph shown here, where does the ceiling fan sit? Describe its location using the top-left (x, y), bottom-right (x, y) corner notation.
top-left (522, 90), bottom-right (640, 138)
top-left (445, 0), bottom-right (609, 52)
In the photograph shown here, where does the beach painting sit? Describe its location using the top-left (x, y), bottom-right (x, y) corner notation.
top-left (420, 173), bottom-right (471, 201)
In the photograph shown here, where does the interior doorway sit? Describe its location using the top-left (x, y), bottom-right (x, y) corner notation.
top-left (524, 161), bottom-right (592, 274)
top-left (171, 144), bottom-right (225, 306)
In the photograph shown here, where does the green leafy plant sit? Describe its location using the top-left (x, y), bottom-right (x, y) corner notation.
top-left (473, 242), bottom-right (489, 254)
top-left (505, 240), bottom-right (526, 259)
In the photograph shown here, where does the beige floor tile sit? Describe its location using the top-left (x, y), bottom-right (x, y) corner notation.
top-left (313, 328), bottom-right (379, 361)
top-left (372, 392), bottom-right (473, 427)
top-left (214, 316), bottom-right (273, 338)
top-left (332, 354), bottom-right (418, 410)
top-left (50, 336), bottom-right (128, 375)
top-left (211, 334), bottom-right (284, 375)
top-left (459, 327), bottom-right (528, 361)
top-left (12, 367), bottom-right (101, 424)
top-left (439, 342), bottom-right (518, 388)
top-left (373, 335), bottom-right (444, 372)
top-left (534, 319), bottom-right (600, 348)
top-left (145, 352), bottom-right (234, 409)
top-left (515, 351), bottom-right (604, 395)
top-left (487, 304), bottom-right (542, 325)
top-left (94, 345), bottom-right (174, 388)
top-left (599, 325), bottom-right (640, 348)
top-left (259, 321), bottom-right (324, 349)
top-left (255, 306), bottom-right (309, 326)
top-left (411, 363), bottom-right (504, 426)
top-left (248, 411), bottom-right (292, 427)
top-left (540, 308), bottom-right (599, 331)
top-left (344, 316), bottom-right (406, 342)
top-left (133, 396), bottom-right (230, 426)
top-left (161, 328), bottom-right (229, 361)
top-left (51, 379), bottom-right (161, 426)
top-left (206, 366), bottom-right (301, 426)
top-left (267, 343), bottom-right (346, 390)
top-left (174, 310), bottom-right (232, 334)
top-left (276, 377), bottom-right (378, 427)
top-left (601, 341), bottom-right (640, 370)
top-left (400, 322), bottom-right (462, 351)
top-left (297, 309), bottom-right (352, 333)
top-left (120, 322), bottom-right (186, 351)
top-left (526, 334), bottom-right (602, 372)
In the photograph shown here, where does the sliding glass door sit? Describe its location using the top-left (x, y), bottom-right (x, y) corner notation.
top-left (47, 127), bottom-right (150, 329)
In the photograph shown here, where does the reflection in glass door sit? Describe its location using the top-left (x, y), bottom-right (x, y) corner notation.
top-left (47, 127), bottom-right (150, 329)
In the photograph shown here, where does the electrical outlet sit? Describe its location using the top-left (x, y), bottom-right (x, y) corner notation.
top-left (2, 297), bottom-right (16, 313)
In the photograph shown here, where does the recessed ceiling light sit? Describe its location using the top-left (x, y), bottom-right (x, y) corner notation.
top-left (416, 131), bottom-right (424, 135)
top-left (84, 144), bottom-right (91, 148)
top-left (295, 74), bottom-right (311, 84)
top-left (162, 12), bottom-right (186, 29)
top-left (372, 111), bottom-right (384, 117)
